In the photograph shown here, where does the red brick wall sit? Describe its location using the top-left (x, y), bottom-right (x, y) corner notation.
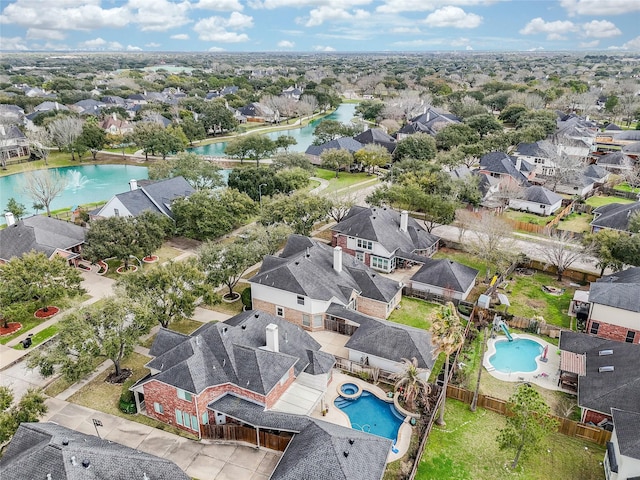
top-left (586, 319), bottom-right (640, 344)
top-left (265, 367), bottom-right (295, 409)
top-left (143, 380), bottom-right (198, 435)
top-left (583, 409), bottom-right (610, 424)
top-left (333, 233), bottom-right (371, 266)
top-left (357, 293), bottom-right (399, 320)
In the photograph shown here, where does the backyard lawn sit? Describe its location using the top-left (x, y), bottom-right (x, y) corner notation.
top-left (557, 212), bottom-right (593, 233)
top-left (614, 182), bottom-right (640, 193)
top-left (314, 168), bottom-right (377, 193)
top-left (417, 400), bottom-right (604, 480)
top-left (433, 248), bottom-right (488, 280)
top-left (387, 297), bottom-right (440, 330)
top-left (504, 210), bottom-right (549, 226)
top-left (585, 195), bottom-right (635, 208)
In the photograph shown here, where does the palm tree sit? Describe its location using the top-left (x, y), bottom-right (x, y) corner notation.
top-left (471, 308), bottom-right (490, 412)
top-left (393, 357), bottom-right (431, 412)
top-left (430, 302), bottom-right (466, 426)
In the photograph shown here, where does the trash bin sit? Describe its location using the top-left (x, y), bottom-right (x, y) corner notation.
top-left (21, 334), bottom-right (33, 348)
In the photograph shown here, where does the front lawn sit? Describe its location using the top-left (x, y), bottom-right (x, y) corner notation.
top-left (314, 168), bottom-right (376, 192)
top-left (387, 297), bottom-right (440, 330)
top-left (585, 195), bottom-right (635, 208)
top-left (417, 399), bottom-right (604, 480)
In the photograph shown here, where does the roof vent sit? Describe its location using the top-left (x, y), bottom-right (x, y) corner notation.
top-left (598, 349), bottom-right (613, 356)
top-left (82, 460), bottom-right (90, 468)
top-left (343, 451), bottom-right (349, 457)
top-left (223, 327), bottom-right (228, 335)
top-left (254, 313), bottom-right (259, 318)
top-left (47, 474), bottom-right (52, 480)
top-left (71, 456), bottom-right (77, 466)
top-left (242, 325), bottom-right (247, 330)
top-left (349, 438), bottom-right (354, 445)
top-left (295, 261), bottom-right (299, 265)
top-left (599, 366), bottom-right (614, 373)
top-left (62, 438), bottom-right (69, 446)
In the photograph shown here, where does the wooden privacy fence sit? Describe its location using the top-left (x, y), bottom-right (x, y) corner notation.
top-left (504, 219), bottom-right (548, 235)
top-left (446, 385), bottom-right (612, 446)
top-left (201, 424), bottom-right (292, 452)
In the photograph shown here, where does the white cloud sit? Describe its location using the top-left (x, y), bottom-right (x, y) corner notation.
top-left (194, 12), bottom-right (253, 42)
top-left (278, 40), bottom-right (295, 48)
top-left (128, 0), bottom-right (191, 32)
top-left (622, 36), bottom-right (640, 50)
top-left (451, 37), bottom-right (470, 47)
top-left (424, 6), bottom-right (482, 29)
top-left (208, 46), bottom-right (226, 51)
top-left (171, 33), bottom-right (190, 40)
top-left (194, 0), bottom-right (244, 11)
top-left (527, 46), bottom-right (545, 51)
top-left (145, 42), bottom-right (161, 47)
top-left (26, 29), bottom-right (66, 40)
top-left (466, 45), bottom-right (473, 50)
top-left (81, 37), bottom-right (107, 47)
top-left (305, 6), bottom-right (369, 27)
top-left (377, 0), bottom-right (500, 14)
top-left (108, 41), bottom-right (123, 50)
top-left (560, 0), bottom-right (640, 16)
top-left (126, 45), bottom-right (142, 51)
top-left (579, 40), bottom-right (600, 48)
top-left (0, 36), bottom-right (29, 50)
top-left (262, 0), bottom-right (371, 8)
top-left (389, 27), bottom-right (421, 34)
top-left (581, 20), bottom-right (621, 39)
top-left (520, 18), bottom-right (577, 40)
top-left (313, 45), bottom-right (336, 51)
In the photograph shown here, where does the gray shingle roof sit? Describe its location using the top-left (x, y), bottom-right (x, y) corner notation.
top-left (596, 152), bottom-right (634, 168)
top-left (0, 215), bottom-right (86, 261)
top-left (332, 206), bottom-right (439, 257)
top-left (305, 137), bottom-right (364, 156)
top-left (0, 422), bottom-right (189, 480)
top-left (479, 151), bottom-right (530, 185)
top-left (584, 164), bottom-right (609, 181)
top-left (613, 130), bottom-right (640, 141)
top-left (353, 128), bottom-right (396, 153)
top-left (622, 141), bottom-right (640, 154)
top-left (589, 267), bottom-right (640, 312)
top-left (252, 235), bottom-right (403, 305)
top-left (514, 140), bottom-right (555, 158)
top-left (138, 310), bottom-right (331, 396)
top-left (611, 409), bottom-right (640, 460)
top-left (591, 201), bottom-right (640, 232)
top-left (327, 304), bottom-right (435, 370)
top-left (559, 331), bottom-right (640, 416)
top-left (410, 259), bottom-right (479, 294)
top-left (519, 185), bottom-right (563, 206)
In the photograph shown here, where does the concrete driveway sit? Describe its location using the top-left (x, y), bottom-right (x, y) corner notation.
top-left (44, 397), bottom-right (280, 480)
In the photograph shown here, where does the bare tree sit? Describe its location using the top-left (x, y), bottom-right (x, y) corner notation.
top-left (537, 230), bottom-right (584, 281)
top-left (455, 209), bottom-right (478, 243)
top-left (624, 165), bottom-right (640, 190)
top-left (20, 169), bottom-right (68, 216)
top-left (26, 128), bottom-right (52, 166)
top-left (298, 94), bottom-right (318, 119)
top-left (47, 116), bottom-right (83, 161)
top-left (617, 80), bottom-right (640, 127)
top-left (466, 213), bottom-right (517, 282)
top-left (382, 91), bottom-right (427, 122)
top-left (325, 189), bottom-right (357, 223)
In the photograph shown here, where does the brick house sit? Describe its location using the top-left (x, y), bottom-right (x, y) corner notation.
top-left (559, 331), bottom-right (640, 425)
top-left (130, 311), bottom-right (335, 437)
top-left (250, 234), bottom-right (404, 327)
top-left (585, 267), bottom-right (640, 344)
top-left (331, 206), bottom-right (439, 273)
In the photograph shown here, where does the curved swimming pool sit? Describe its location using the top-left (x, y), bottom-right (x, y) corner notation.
top-left (334, 391), bottom-right (404, 441)
top-left (489, 338), bottom-right (544, 373)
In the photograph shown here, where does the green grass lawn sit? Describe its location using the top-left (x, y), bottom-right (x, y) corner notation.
top-left (613, 182), bottom-right (640, 193)
top-left (314, 168), bottom-right (376, 192)
top-left (504, 210), bottom-right (550, 226)
top-left (585, 195), bottom-right (635, 208)
top-left (12, 324), bottom-right (59, 350)
top-left (141, 317), bottom-right (204, 348)
top-left (387, 297), bottom-right (440, 330)
top-left (557, 212), bottom-right (593, 233)
top-left (416, 400), bottom-right (604, 480)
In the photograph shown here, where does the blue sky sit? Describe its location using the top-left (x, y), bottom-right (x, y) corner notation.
top-left (1, 0), bottom-right (639, 52)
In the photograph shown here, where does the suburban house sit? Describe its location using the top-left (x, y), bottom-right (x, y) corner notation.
top-left (595, 152), bottom-right (635, 173)
top-left (305, 137), bottom-right (364, 166)
top-left (408, 259), bottom-right (479, 301)
top-left (623, 142), bottom-right (640, 160)
top-left (0, 104), bottom-right (26, 125)
top-left (251, 234), bottom-right (404, 324)
top-left (0, 422), bottom-right (189, 480)
top-left (0, 214), bottom-right (86, 265)
top-left (477, 151), bottom-right (533, 187)
top-left (281, 85), bottom-right (303, 100)
top-left (353, 128), bottom-right (397, 154)
top-left (512, 140), bottom-right (558, 176)
top-left (0, 124), bottom-right (30, 165)
top-left (584, 164), bottom-right (610, 185)
top-left (100, 113), bottom-right (134, 135)
top-left (605, 409), bottom-right (640, 480)
top-left (395, 107), bottom-right (461, 139)
top-left (591, 201), bottom-right (640, 234)
top-left (91, 176), bottom-right (194, 220)
top-left (558, 331), bottom-right (640, 424)
top-left (70, 98), bottom-right (106, 116)
top-left (585, 267), bottom-right (640, 344)
top-left (508, 185), bottom-right (563, 216)
top-left (331, 206), bottom-right (440, 273)
top-left (237, 102), bottom-right (279, 123)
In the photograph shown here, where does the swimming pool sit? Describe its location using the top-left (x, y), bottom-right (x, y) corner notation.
top-left (334, 391), bottom-right (404, 441)
top-left (489, 338), bottom-right (544, 373)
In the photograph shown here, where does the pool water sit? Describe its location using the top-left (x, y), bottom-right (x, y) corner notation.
top-left (489, 338), bottom-right (544, 373)
top-left (334, 391), bottom-right (404, 440)
top-left (340, 383), bottom-right (359, 396)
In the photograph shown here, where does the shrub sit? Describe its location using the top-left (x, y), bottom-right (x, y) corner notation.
top-left (119, 390), bottom-right (136, 414)
top-left (241, 286), bottom-right (252, 309)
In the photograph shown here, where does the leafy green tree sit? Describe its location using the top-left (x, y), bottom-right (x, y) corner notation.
top-left (0, 387), bottom-right (47, 444)
top-left (179, 116), bottom-right (206, 145)
top-left (272, 151), bottom-right (315, 173)
top-left (0, 252), bottom-right (84, 313)
top-left (119, 259), bottom-right (214, 328)
top-left (584, 230), bottom-right (625, 275)
top-left (200, 99), bottom-right (237, 135)
top-left (435, 124), bottom-right (480, 150)
top-left (261, 191), bottom-right (332, 235)
top-left (173, 188), bottom-right (257, 240)
top-left (498, 104), bottom-right (528, 125)
top-left (605, 95), bottom-right (619, 114)
top-left (464, 113), bottom-right (502, 139)
top-left (77, 122), bottom-right (106, 160)
top-left (515, 110), bottom-right (557, 136)
top-left (320, 148), bottom-right (354, 178)
top-left (430, 302), bottom-right (466, 426)
top-left (150, 125), bottom-right (188, 159)
top-left (30, 295), bottom-right (153, 380)
top-left (275, 135), bottom-right (297, 152)
top-left (312, 120), bottom-right (359, 145)
top-left (497, 384), bottom-right (559, 469)
top-left (224, 134), bottom-right (276, 165)
top-left (355, 100), bottom-right (385, 121)
top-left (148, 151), bottom-right (223, 190)
top-left (5, 197), bottom-right (27, 219)
top-left (393, 133), bottom-right (437, 162)
top-left (353, 144), bottom-right (391, 175)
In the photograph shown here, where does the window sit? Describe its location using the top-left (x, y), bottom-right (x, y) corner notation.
top-left (177, 389), bottom-right (192, 402)
top-left (355, 252), bottom-right (365, 263)
top-left (175, 409), bottom-right (183, 426)
top-left (202, 412), bottom-right (209, 425)
top-left (114, 208), bottom-right (119, 217)
top-left (175, 409), bottom-right (197, 430)
top-left (313, 315), bottom-right (323, 327)
top-left (153, 402), bottom-right (163, 414)
top-left (626, 331), bottom-right (636, 343)
top-left (371, 256), bottom-right (389, 271)
top-left (190, 414), bottom-right (198, 431)
top-left (356, 238), bottom-right (373, 250)
top-left (590, 322), bottom-right (600, 335)
top-left (302, 314), bottom-right (310, 327)
top-left (297, 295), bottom-right (305, 305)
top-left (276, 306), bottom-right (284, 317)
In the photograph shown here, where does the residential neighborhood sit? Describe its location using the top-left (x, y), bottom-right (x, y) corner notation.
top-left (0, 49), bottom-right (639, 480)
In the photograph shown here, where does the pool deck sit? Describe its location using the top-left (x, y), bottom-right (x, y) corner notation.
top-left (310, 371), bottom-right (412, 463)
top-left (483, 333), bottom-right (562, 390)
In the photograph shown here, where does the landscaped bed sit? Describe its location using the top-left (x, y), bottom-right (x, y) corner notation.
top-left (417, 399), bottom-right (604, 480)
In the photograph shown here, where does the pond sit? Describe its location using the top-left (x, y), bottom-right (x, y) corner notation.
top-left (189, 103), bottom-right (358, 157)
top-left (0, 164), bottom-right (149, 223)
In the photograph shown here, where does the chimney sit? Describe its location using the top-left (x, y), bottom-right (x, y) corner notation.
top-left (0, 125), bottom-right (5, 136)
top-left (129, 179), bottom-right (138, 191)
top-left (4, 212), bottom-right (15, 226)
top-left (515, 157), bottom-right (522, 171)
top-left (400, 210), bottom-right (408, 233)
top-left (112, 112), bottom-right (117, 121)
top-left (333, 246), bottom-right (343, 273)
top-left (266, 323), bottom-right (279, 353)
